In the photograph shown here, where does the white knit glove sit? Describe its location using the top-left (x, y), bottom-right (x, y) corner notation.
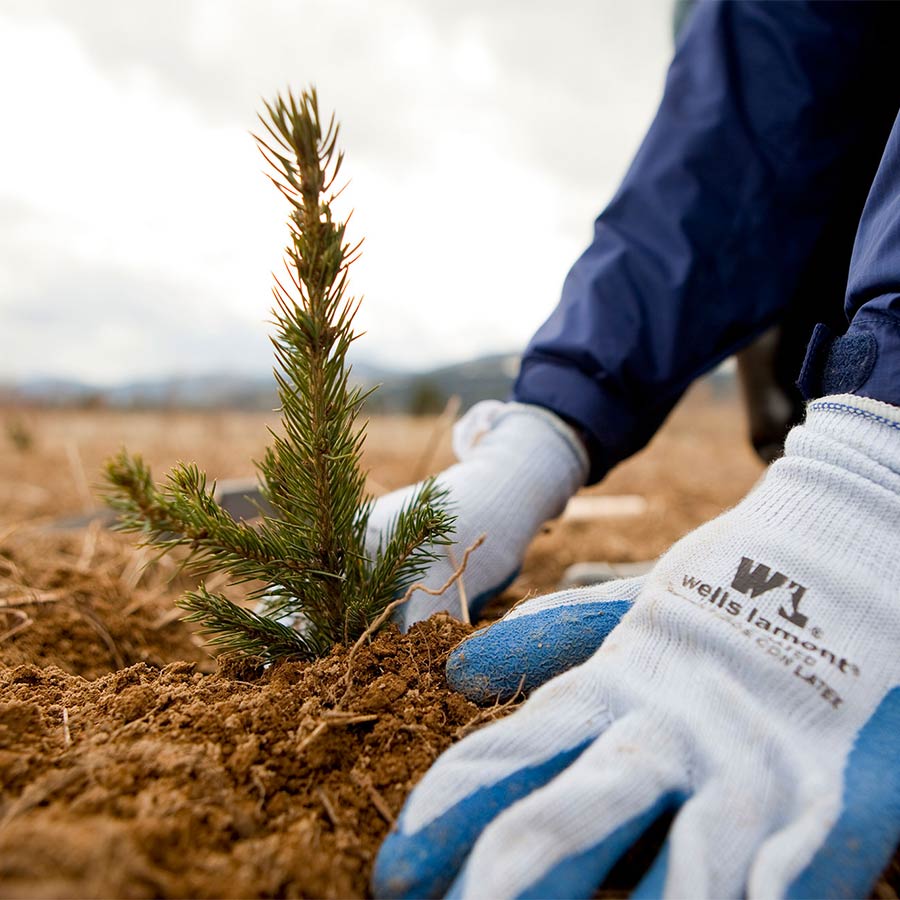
top-left (374, 394), bottom-right (900, 899)
top-left (366, 401), bottom-right (589, 630)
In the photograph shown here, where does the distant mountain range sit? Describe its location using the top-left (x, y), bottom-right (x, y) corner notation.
top-left (4, 353), bottom-right (524, 414)
top-left (4, 352), bottom-right (736, 414)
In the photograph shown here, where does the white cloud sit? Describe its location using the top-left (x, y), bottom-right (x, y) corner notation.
top-left (0, 0), bottom-right (671, 384)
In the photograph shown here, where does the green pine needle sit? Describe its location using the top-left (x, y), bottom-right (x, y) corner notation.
top-left (178, 584), bottom-right (328, 664)
top-left (103, 87), bottom-right (455, 662)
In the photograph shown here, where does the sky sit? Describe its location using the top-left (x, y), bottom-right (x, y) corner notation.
top-left (0, 0), bottom-right (672, 386)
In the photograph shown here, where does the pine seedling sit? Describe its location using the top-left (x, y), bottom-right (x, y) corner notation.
top-left (104, 88), bottom-right (455, 664)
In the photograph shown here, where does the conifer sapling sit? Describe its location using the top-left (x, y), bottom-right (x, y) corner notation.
top-left (104, 88), bottom-right (455, 663)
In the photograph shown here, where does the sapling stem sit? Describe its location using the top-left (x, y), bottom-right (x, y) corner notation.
top-left (104, 87), bottom-right (456, 662)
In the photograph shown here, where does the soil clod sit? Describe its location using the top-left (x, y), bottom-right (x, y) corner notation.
top-left (0, 616), bottom-right (477, 899)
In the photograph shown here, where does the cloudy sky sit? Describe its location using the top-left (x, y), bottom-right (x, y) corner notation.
top-left (1, 0), bottom-right (672, 386)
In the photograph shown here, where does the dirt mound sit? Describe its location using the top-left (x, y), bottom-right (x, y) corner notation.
top-left (0, 616), bottom-right (485, 899)
top-left (1, 402), bottom-right (897, 898)
top-left (0, 529), bottom-right (208, 679)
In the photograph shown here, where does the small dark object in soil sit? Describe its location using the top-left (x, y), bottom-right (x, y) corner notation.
top-left (0, 615), bottom-right (478, 899)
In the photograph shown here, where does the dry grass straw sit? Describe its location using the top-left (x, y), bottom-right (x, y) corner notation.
top-left (0, 608), bottom-right (33, 644)
top-left (351, 771), bottom-right (395, 824)
top-left (412, 394), bottom-right (462, 483)
top-left (65, 440), bottom-right (94, 513)
top-left (0, 517), bottom-right (224, 669)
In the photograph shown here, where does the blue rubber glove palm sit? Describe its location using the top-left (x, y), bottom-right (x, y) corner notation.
top-left (373, 395), bottom-right (900, 899)
top-left (445, 577), bottom-right (645, 704)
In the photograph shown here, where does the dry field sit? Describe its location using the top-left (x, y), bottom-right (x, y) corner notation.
top-left (0, 385), bottom-right (896, 897)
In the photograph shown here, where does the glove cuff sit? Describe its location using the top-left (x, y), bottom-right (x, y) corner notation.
top-left (795, 394), bottom-right (900, 484)
top-left (452, 400), bottom-right (590, 482)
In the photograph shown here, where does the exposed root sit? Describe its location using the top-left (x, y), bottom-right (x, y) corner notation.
top-left (447, 547), bottom-right (470, 626)
top-left (453, 674), bottom-right (527, 740)
top-left (342, 533), bottom-right (485, 694)
top-left (294, 536), bottom-right (486, 764)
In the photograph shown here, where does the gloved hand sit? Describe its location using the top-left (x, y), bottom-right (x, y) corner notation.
top-left (366, 401), bottom-right (589, 630)
top-left (373, 394), bottom-right (900, 899)
top-left (446, 576), bottom-right (645, 704)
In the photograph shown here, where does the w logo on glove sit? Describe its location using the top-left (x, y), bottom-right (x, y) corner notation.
top-left (731, 556), bottom-right (808, 628)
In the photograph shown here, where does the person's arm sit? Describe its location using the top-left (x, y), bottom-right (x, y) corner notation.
top-left (799, 107), bottom-right (900, 408)
top-left (362, 1), bottom-right (897, 629)
top-left (515, 0), bottom-right (899, 481)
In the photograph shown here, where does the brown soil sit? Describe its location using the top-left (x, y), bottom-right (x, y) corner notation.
top-left (0, 617), bottom-right (482, 899)
top-left (0, 530), bottom-right (208, 680)
top-left (1, 390), bottom-right (898, 898)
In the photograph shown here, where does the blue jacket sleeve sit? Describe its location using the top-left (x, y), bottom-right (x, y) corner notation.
top-left (798, 108), bottom-right (900, 408)
top-left (513, 0), bottom-right (898, 481)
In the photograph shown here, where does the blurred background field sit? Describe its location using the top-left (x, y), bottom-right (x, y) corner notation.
top-left (0, 378), bottom-right (762, 679)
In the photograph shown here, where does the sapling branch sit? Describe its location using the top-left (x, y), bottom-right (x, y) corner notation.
top-left (103, 87), bottom-right (456, 662)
